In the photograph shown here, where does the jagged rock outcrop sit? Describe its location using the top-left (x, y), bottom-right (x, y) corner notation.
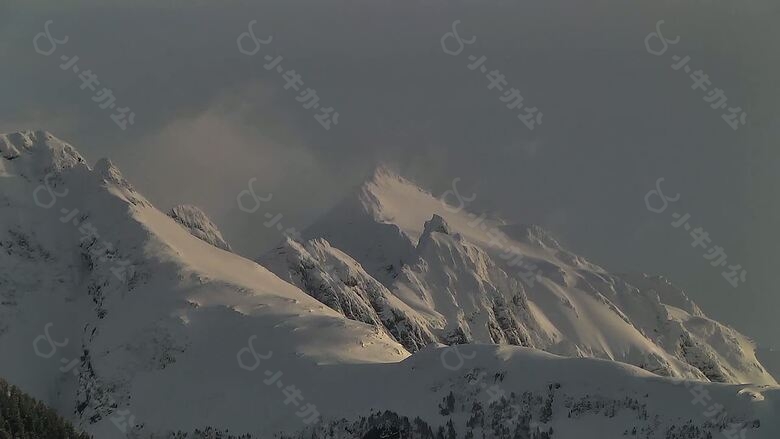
top-left (167, 205), bottom-right (232, 252)
top-left (259, 237), bottom-right (437, 351)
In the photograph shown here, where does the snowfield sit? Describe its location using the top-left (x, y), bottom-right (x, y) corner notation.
top-left (0, 131), bottom-right (777, 438)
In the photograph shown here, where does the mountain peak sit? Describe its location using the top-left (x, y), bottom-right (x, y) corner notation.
top-left (0, 130), bottom-right (87, 173)
top-left (422, 214), bottom-right (450, 236)
top-left (368, 164), bottom-right (405, 183)
top-left (93, 157), bottom-right (134, 189)
top-left (363, 165), bottom-right (430, 200)
top-left (417, 214), bottom-right (453, 250)
top-left (357, 165), bottom-right (434, 230)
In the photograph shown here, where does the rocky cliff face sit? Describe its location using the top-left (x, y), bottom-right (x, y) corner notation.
top-left (259, 237), bottom-right (437, 352)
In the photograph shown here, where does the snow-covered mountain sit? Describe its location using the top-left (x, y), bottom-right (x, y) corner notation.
top-left (0, 132), bottom-right (777, 439)
top-left (270, 166), bottom-right (775, 386)
top-left (0, 131), bottom-right (407, 437)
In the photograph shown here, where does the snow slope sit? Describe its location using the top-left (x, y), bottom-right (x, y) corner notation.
top-left (259, 237), bottom-right (437, 352)
top-left (160, 344), bottom-right (780, 439)
top-left (167, 204), bottom-right (232, 252)
top-left (292, 167), bottom-right (775, 385)
top-left (0, 131), bottom-right (407, 437)
top-left (0, 132), bottom-right (776, 439)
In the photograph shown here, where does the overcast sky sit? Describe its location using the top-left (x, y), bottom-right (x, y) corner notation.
top-left (1, 0), bottom-right (778, 346)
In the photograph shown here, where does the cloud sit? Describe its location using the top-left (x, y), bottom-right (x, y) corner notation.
top-left (1, 0), bottom-right (777, 344)
top-left (113, 81), bottom-right (360, 256)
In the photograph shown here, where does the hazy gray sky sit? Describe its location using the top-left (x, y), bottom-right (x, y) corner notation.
top-left (1, 0), bottom-right (777, 345)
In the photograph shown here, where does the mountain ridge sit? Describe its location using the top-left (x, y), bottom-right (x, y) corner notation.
top-left (0, 131), bottom-right (777, 438)
top-left (271, 163), bottom-right (775, 385)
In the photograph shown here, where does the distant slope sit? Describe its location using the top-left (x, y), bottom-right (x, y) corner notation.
top-left (137, 345), bottom-right (780, 439)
